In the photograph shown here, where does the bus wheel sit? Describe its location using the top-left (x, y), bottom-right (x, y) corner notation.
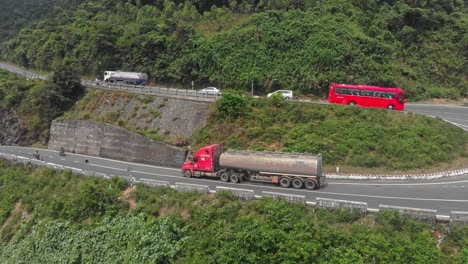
top-left (292, 178), bottom-right (303, 189)
top-left (387, 104), bottom-right (394, 110)
top-left (349, 101), bottom-right (355, 106)
top-left (230, 173), bottom-right (240, 183)
top-left (183, 170), bottom-right (192, 178)
top-left (304, 179), bottom-right (317, 190)
top-left (279, 177), bottom-right (291, 188)
top-left (220, 172), bottom-right (230, 182)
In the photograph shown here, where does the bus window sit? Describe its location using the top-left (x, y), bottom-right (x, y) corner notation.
top-left (351, 89), bottom-right (360, 96)
top-left (361, 90), bottom-right (373, 96)
top-left (386, 92), bottom-right (396, 99)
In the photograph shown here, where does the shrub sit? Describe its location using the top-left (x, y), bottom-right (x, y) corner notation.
top-left (138, 95), bottom-right (155, 104)
top-left (267, 92), bottom-right (285, 107)
top-left (215, 90), bottom-right (246, 120)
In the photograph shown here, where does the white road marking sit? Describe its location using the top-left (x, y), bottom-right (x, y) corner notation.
top-left (319, 190), bottom-right (468, 202)
top-left (329, 179), bottom-right (468, 186)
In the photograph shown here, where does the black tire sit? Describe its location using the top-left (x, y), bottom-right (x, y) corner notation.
top-left (183, 170), bottom-right (192, 178)
top-left (279, 177), bottom-right (291, 188)
top-left (304, 179), bottom-right (317, 190)
top-left (292, 178), bottom-right (303, 189)
top-left (230, 173), bottom-right (240, 183)
top-left (220, 172), bottom-right (230, 182)
top-left (387, 104), bottom-right (394, 110)
top-left (349, 101), bottom-right (355, 106)
top-left (285, 97), bottom-right (291, 100)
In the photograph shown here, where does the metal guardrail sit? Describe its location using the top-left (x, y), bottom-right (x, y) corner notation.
top-left (80, 80), bottom-right (221, 100)
top-left (0, 62), bottom-right (221, 100)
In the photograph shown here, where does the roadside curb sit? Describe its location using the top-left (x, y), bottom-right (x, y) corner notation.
top-left (326, 168), bottom-right (468, 180)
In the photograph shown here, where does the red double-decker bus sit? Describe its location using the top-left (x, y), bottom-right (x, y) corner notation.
top-left (328, 83), bottom-right (405, 110)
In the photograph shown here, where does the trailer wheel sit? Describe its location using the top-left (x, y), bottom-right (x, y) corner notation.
top-left (220, 172), bottom-right (230, 182)
top-left (183, 170), bottom-right (192, 178)
top-left (304, 179), bottom-right (317, 190)
top-left (279, 177), bottom-right (291, 188)
top-left (292, 178), bottom-right (303, 189)
top-left (230, 173), bottom-right (240, 183)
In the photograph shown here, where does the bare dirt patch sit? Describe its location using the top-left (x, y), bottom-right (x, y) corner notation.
top-left (122, 186), bottom-right (137, 210)
top-left (0, 202), bottom-right (32, 242)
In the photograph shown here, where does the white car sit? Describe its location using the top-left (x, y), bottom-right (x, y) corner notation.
top-left (199, 87), bottom-right (222, 96)
top-left (267, 90), bottom-right (293, 100)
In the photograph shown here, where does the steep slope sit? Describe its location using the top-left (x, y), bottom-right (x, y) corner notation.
top-left (1, 0), bottom-right (466, 99)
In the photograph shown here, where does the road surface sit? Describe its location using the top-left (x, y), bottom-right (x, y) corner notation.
top-left (1, 145), bottom-right (467, 216)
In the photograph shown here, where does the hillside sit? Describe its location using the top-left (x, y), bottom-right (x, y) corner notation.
top-left (1, 70), bottom-right (466, 172)
top-left (0, 161), bottom-right (467, 263)
top-left (0, 0), bottom-right (467, 100)
top-left (193, 92), bottom-right (468, 172)
top-left (0, 68), bottom-right (83, 146)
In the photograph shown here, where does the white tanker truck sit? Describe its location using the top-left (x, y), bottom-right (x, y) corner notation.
top-left (181, 144), bottom-right (325, 190)
top-left (103, 71), bottom-right (148, 85)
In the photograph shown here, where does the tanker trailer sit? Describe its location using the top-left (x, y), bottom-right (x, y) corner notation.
top-left (181, 144), bottom-right (324, 190)
top-left (103, 71), bottom-right (148, 85)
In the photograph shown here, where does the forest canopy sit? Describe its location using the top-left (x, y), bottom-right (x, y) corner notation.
top-left (0, 0), bottom-right (467, 99)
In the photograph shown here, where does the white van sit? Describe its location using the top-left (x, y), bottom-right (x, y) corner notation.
top-left (267, 90), bottom-right (293, 100)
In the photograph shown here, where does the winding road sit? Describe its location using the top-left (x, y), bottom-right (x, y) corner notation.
top-left (1, 61), bottom-right (467, 216)
top-left (1, 146), bottom-right (467, 215)
top-left (405, 104), bottom-right (468, 131)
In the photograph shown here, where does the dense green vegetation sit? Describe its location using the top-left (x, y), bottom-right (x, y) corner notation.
top-left (1, 0), bottom-right (467, 99)
top-left (0, 68), bottom-right (83, 144)
top-left (0, 0), bottom-right (84, 43)
top-left (193, 92), bottom-right (468, 170)
top-left (0, 161), bottom-right (467, 263)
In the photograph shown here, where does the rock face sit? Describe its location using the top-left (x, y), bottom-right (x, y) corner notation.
top-left (48, 120), bottom-right (189, 168)
top-left (0, 108), bottom-right (21, 145)
top-left (78, 93), bottom-right (211, 143)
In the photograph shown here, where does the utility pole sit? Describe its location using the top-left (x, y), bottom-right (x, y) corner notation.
top-left (251, 80), bottom-right (254, 96)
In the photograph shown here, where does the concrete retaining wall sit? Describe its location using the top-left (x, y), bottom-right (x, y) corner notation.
top-left (48, 120), bottom-right (187, 168)
top-left (262, 191), bottom-right (306, 204)
top-left (317, 197), bottom-right (367, 215)
top-left (379, 204), bottom-right (437, 224)
top-left (450, 211), bottom-right (468, 225)
top-left (175, 183), bottom-right (209, 194)
top-left (216, 187), bottom-right (255, 200)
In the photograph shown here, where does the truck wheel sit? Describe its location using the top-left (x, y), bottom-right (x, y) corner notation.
top-left (292, 178), bottom-right (303, 189)
top-left (304, 179), bottom-right (317, 190)
top-left (230, 173), bottom-right (240, 183)
top-left (220, 172), bottom-right (230, 182)
top-left (183, 170), bottom-right (192, 178)
top-left (279, 177), bottom-right (291, 188)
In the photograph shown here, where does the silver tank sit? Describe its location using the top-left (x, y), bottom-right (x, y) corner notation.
top-left (219, 150), bottom-right (322, 177)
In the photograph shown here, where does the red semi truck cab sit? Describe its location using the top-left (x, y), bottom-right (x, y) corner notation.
top-left (182, 144), bottom-right (222, 177)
